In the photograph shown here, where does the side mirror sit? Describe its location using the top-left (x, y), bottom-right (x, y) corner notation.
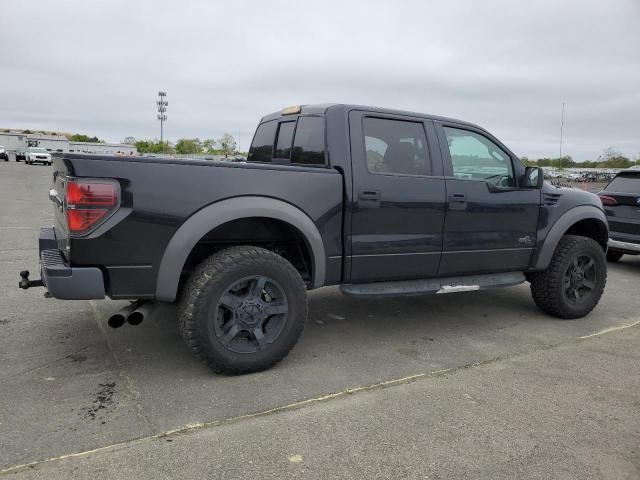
top-left (523, 166), bottom-right (543, 189)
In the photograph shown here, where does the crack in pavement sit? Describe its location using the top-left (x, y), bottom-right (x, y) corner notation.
top-left (1, 318), bottom-right (638, 476)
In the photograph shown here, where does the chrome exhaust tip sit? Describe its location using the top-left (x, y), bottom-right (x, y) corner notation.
top-left (126, 301), bottom-right (155, 326)
top-left (107, 302), bottom-right (139, 328)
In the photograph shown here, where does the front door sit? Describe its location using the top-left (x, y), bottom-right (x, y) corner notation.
top-left (435, 122), bottom-right (541, 276)
top-left (348, 111), bottom-right (446, 283)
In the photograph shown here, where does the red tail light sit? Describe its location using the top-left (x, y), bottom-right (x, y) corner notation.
top-left (66, 209), bottom-right (108, 232)
top-left (67, 181), bottom-right (117, 205)
top-left (65, 179), bottom-right (119, 235)
top-left (598, 194), bottom-right (618, 206)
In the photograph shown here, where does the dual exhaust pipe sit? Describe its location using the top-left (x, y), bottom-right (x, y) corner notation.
top-left (107, 301), bottom-right (155, 328)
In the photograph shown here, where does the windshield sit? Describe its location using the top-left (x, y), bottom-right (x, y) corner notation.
top-left (30, 148), bottom-right (47, 153)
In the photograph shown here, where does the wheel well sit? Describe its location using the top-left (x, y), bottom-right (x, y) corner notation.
top-left (564, 219), bottom-right (607, 250)
top-left (179, 217), bottom-right (313, 292)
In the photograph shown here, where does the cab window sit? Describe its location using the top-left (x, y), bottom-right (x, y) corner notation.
top-left (247, 120), bottom-right (277, 163)
top-left (248, 117), bottom-right (327, 166)
top-left (443, 127), bottom-right (514, 187)
top-left (291, 117), bottom-right (325, 166)
top-left (274, 121), bottom-right (296, 160)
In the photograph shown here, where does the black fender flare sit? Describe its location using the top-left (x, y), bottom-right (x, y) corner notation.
top-left (155, 196), bottom-right (326, 302)
top-left (533, 205), bottom-right (608, 270)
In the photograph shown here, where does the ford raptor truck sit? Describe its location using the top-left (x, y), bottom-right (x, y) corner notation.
top-left (19, 104), bottom-right (609, 373)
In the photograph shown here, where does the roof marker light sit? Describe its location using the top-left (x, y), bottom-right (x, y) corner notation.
top-left (281, 105), bottom-right (302, 115)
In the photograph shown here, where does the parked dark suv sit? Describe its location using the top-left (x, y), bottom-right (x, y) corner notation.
top-left (598, 168), bottom-right (640, 261)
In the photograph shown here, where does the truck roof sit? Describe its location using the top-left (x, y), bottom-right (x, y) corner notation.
top-left (260, 103), bottom-right (484, 130)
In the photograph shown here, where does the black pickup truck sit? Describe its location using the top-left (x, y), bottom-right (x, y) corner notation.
top-left (20, 104), bottom-right (609, 373)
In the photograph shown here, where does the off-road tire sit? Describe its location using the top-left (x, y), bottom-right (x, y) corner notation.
top-left (606, 250), bottom-right (623, 262)
top-left (178, 246), bottom-right (307, 374)
top-left (530, 235), bottom-right (606, 319)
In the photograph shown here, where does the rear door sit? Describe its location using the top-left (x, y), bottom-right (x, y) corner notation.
top-left (435, 122), bottom-right (541, 276)
top-left (348, 111), bottom-right (446, 283)
top-left (600, 172), bottom-right (640, 243)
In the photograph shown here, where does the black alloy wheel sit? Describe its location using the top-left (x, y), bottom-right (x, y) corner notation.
top-left (562, 254), bottom-right (597, 306)
top-left (211, 275), bottom-right (289, 354)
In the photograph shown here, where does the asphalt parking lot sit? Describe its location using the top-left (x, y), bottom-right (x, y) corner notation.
top-left (1, 160), bottom-right (639, 479)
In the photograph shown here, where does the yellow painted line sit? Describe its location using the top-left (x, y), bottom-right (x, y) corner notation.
top-left (2, 318), bottom-right (638, 475)
top-left (578, 320), bottom-right (640, 339)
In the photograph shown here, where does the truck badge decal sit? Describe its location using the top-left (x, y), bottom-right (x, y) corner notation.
top-left (518, 235), bottom-right (535, 245)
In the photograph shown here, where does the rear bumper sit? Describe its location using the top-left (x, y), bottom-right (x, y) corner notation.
top-left (608, 238), bottom-right (640, 255)
top-left (39, 227), bottom-right (105, 299)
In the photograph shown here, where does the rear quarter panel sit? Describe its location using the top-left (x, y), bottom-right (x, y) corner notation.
top-left (57, 155), bottom-right (343, 298)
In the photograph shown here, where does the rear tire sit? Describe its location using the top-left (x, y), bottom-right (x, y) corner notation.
top-left (178, 246), bottom-right (307, 374)
top-left (530, 235), bottom-right (606, 319)
top-left (606, 250), bottom-right (623, 262)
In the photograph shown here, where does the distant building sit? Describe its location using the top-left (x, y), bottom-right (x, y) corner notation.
top-left (68, 141), bottom-right (136, 155)
top-left (0, 130), bottom-right (137, 155)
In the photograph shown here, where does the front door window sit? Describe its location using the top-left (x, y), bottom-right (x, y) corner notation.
top-left (443, 127), bottom-right (514, 188)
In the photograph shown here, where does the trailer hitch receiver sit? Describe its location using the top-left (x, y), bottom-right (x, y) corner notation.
top-left (19, 270), bottom-right (43, 289)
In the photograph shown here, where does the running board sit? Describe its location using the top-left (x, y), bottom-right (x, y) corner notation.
top-left (340, 272), bottom-right (525, 298)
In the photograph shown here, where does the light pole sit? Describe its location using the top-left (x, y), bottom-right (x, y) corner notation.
top-left (157, 91), bottom-right (168, 153)
top-left (559, 102), bottom-right (565, 169)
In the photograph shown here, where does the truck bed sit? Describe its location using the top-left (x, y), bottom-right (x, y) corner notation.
top-left (51, 153), bottom-right (344, 299)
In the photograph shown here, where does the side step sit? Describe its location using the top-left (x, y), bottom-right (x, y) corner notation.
top-left (340, 272), bottom-right (525, 298)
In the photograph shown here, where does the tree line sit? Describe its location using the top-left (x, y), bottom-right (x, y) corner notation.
top-left (123, 133), bottom-right (239, 157)
top-left (522, 147), bottom-right (640, 169)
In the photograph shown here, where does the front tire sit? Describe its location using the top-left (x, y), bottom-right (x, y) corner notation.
top-left (606, 250), bottom-right (623, 262)
top-left (530, 235), bottom-right (606, 319)
top-left (178, 246), bottom-right (307, 374)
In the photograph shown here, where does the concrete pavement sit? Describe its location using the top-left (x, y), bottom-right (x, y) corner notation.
top-left (1, 160), bottom-right (638, 478)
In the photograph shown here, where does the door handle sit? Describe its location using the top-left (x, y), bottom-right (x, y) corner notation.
top-left (448, 192), bottom-right (467, 210)
top-left (358, 190), bottom-right (380, 208)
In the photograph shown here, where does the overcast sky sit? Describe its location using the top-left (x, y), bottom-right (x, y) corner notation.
top-left (1, 0), bottom-right (638, 159)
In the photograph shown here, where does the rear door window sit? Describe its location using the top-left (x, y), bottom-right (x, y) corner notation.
top-left (363, 117), bottom-right (430, 176)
